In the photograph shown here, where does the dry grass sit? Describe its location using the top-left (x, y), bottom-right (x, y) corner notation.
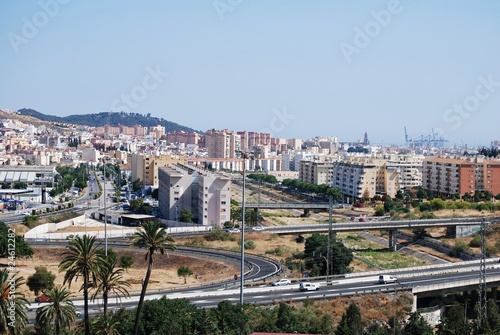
top-left (8, 245), bottom-right (238, 300)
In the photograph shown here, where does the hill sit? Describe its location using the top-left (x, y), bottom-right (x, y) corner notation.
top-left (18, 108), bottom-right (201, 133)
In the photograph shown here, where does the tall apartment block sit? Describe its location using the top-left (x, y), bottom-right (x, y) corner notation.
top-left (423, 156), bottom-right (500, 197)
top-left (385, 154), bottom-right (424, 192)
top-left (237, 131), bottom-right (271, 152)
top-left (299, 159), bottom-right (334, 185)
top-left (131, 153), bottom-right (188, 187)
top-left (158, 164), bottom-right (231, 226)
top-left (205, 129), bottom-right (241, 158)
top-left (332, 157), bottom-right (400, 199)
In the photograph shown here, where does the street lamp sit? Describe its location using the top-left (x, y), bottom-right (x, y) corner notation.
top-left (237, 151), bottom-right (253, 305)
top-left (103, 163), bottom-right (108, 257)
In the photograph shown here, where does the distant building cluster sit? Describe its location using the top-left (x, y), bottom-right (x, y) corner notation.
top-left (1, 107), bottom-right (500, 228)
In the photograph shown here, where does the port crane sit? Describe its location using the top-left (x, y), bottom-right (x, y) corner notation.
top-left (404, 127), bottom-right (448, 147)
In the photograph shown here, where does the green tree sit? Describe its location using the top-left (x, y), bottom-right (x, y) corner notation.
top-left (177, 266), bottom-right (193, 284)
top-left (12, 182), bottom-right (27, 189)
top-left (0, 223), bottom-right (33, 258)
top-left (151, 188), bottom-right (158, 200)
top-left (374, 206), bottom-right (385, 216)
top-left (304, 233), bottom-right (353, 275)
top-left (179, 209), bottom-right (193, 223)
top-left (430, 198), bottom-right (446, 211)
top-left (212, 300), bottom-right (250, 335)
top-left (435, 303), bottom-right (471, 335)
top-left (483, 298), bottom-right (500, 334)
top-left (89, 257), bottom-right (130, 317)
top-left (0, 269), bottom-right (29, 334)
top-left (129, 198), bottom-right (144, 213)
top-left (336, 303), bottom-right (363, 335)
top-left (132, 221), bottom-right (176, 335)
top-left (132, 178), bottom-right (143, 192)
top-left (335, 314), bottom-right (350, 335)
top-left (35, 285), bottom-right (76, 335)
top-left (384, 197), bottom-right (394, 212)
top-left (91, 312), bottom-right (127, 335)
top-left (416, 187), bottom-right (428, 200)
top-left (26, 266), bottom-right (56, 296)
top-left (59, 235), bottom-right (105, 335)
top-left (402, 312), bottom-right (433, 335)
top-left (364, 321), bottom-right (391, 335)
top-left (119, 255), bottom-right (134, 272)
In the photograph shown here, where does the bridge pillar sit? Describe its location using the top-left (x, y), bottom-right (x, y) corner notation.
top-left (388, 230), bottom-right (397, 251)
top-left (301, 209), bottom-right (310, 217)
top-left (492, 287), bottom-right (498, 302)
top-left (412, 294), bottom-right (417, 312)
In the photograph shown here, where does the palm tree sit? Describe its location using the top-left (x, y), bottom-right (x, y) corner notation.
top-left (59, 235), bottom-right (105, 335)
top-left (91, 312), bottom-right (126, 335)
top-left (89, 257), bottom-right (130, 317)
top-left (0, 269), bottom-right (28, 335)
top-left (35, 285), bottom-right (76, 335)
top-left (132, 220), bottom-right (175, 335)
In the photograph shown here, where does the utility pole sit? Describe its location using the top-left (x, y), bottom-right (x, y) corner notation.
top-left (257, 176), bottom-right (261, 226)
top-left (477, 217), bottom-right (487, 330)
top-left (103, 163), bottom-right (108, 257)
top-left (326, 196), bottom-right (333, 284)
top-left (239, 153), bottom-right (247, 305)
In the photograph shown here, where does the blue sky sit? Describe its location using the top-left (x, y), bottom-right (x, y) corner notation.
top-left (1, 0), bottom-right (499, 147)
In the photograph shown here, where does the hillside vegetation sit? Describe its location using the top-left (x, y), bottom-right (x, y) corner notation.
top-left (18, 108), bottom-right (200, 133)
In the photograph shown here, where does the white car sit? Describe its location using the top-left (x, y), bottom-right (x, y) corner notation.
top-left (378, 275), bottom-right (397, 284)
top-left (252, 226), bottom-right (265, 231)
top-left (271, 278), bottom-right (291, 286)
top-left (224, 228), bottom-right (241, 233)
top-left (299, 282), bottom-right (319, 291)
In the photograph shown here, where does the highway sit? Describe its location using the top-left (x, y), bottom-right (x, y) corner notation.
top-left (25, 258), bottom-right (500, 316)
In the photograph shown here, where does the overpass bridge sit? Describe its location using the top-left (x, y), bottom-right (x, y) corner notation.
top-left (344, 259), bottom-right (500, 312)
top-left (260, 216), bottom-right (495, 250)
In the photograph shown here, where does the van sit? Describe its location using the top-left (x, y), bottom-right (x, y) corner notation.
top-left (299, 282), bottom-right (319, 291)
top-left (379, 275), bottom-right (397, 284)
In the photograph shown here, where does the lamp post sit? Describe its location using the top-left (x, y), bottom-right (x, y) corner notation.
top-left (103, 163), bottom-right (108, 257)
top-left (326, 196), bottom-right (333, 285)
top-left (238, 151), bottom-right (252, 305)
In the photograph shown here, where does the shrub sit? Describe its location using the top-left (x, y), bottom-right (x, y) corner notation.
top-left (265, 245), bottom-right (290, 256)
top-left (449, 241), bottom-right (470, 258)
top-left (420, 211), bottom-right (436, 219)
top-left (205, 227), bottom-right (234, 242)
top-left (455, 201), bottom-right (471, 209)
top-left (486, 245), bottom-right (499, 257)
top-left (374, 206), bottom-right (385, 216)
top-left (495, 240), bottom-right (500, 249)
top-left (238, 239), bottom-right (256, 250)
top-left (469, 235), bottom-right (481, 248)
top-left (185, 237), bottom-right (206, 247)
top-left (418, 202), bottom-right (432, 212)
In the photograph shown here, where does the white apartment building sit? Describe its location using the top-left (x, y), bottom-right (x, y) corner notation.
top-left (81, 148), bottom-right (100, 162)
top-left (333, 157), bottom-right (400, 199)
top-left (299, 159), bottom-right (334, 185)
top-left (385, 154), bottom-right (424, 191)
top-left (158, 164), bottom-right (231, 226)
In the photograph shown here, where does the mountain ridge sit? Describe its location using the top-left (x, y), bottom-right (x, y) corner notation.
top-left (17, 108), bottom-right (201, 133)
